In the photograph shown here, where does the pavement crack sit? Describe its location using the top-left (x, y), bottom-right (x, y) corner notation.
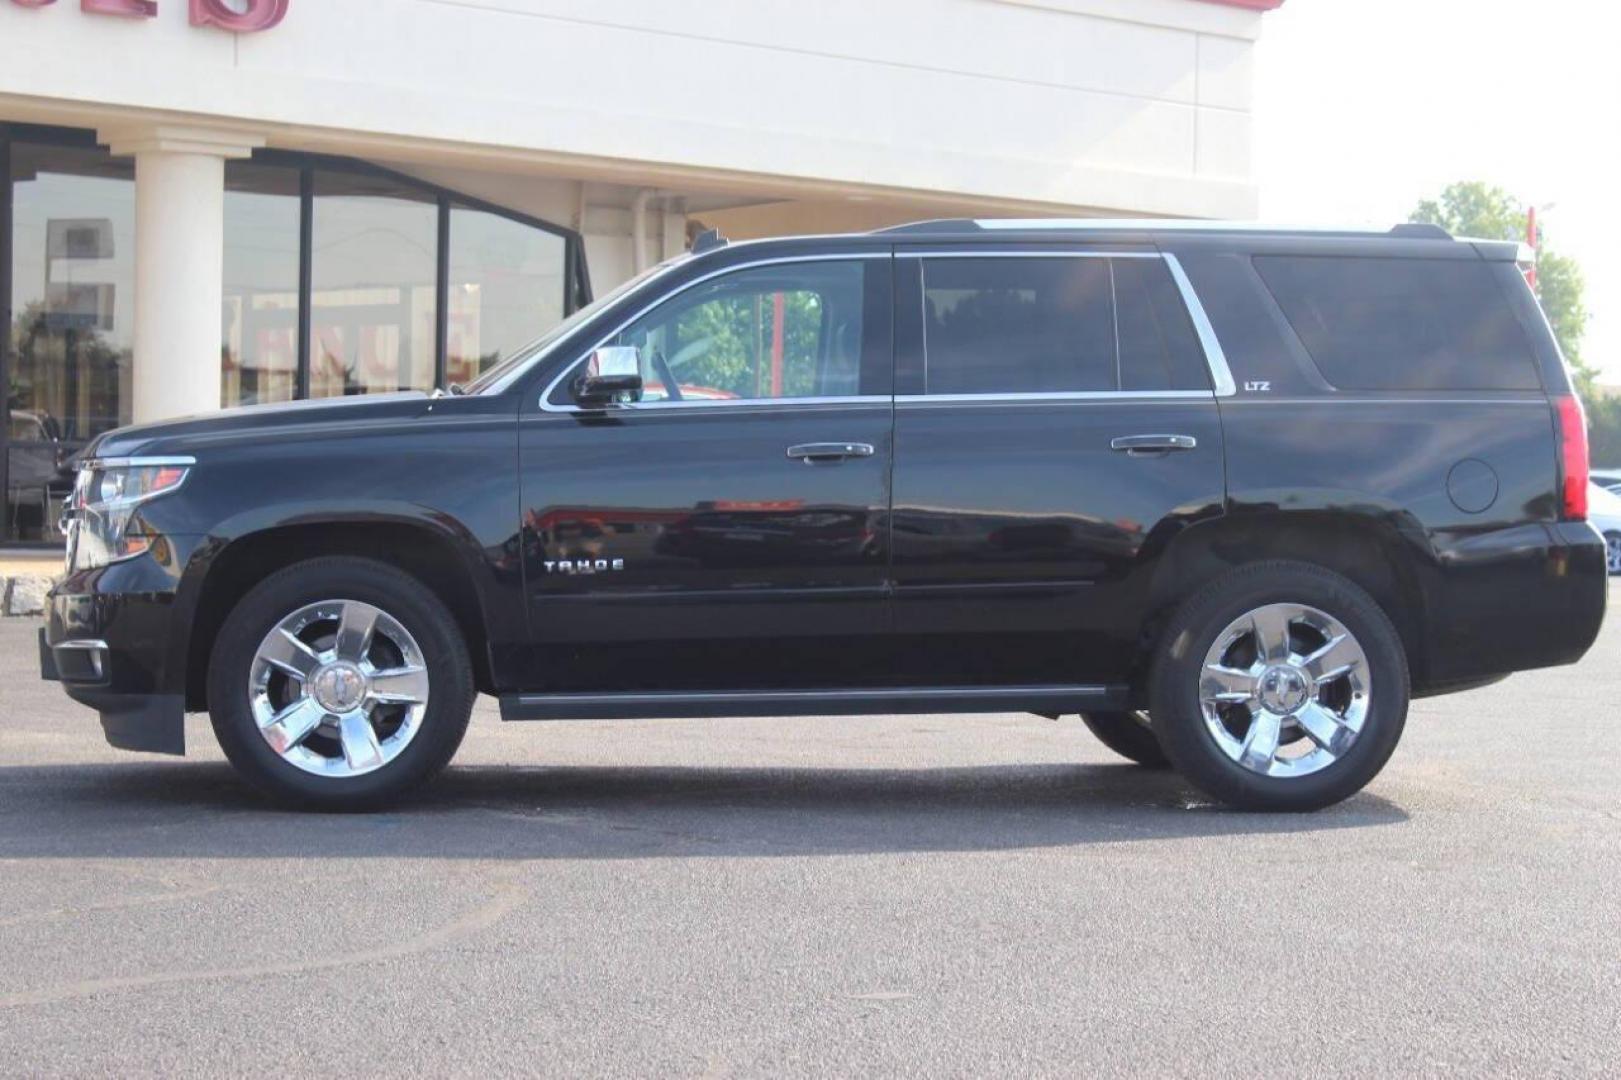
top-left (0, 877), bottom-right (530, 1010)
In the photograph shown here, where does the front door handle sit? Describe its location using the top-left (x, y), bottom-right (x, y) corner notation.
top-left (1110, 434), bottom-right (1197, 455)
top-left (786, 442), bottom-right (876, 464)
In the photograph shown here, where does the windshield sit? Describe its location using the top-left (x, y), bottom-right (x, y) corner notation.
top-left (465, 255), bottom-right (692, 395)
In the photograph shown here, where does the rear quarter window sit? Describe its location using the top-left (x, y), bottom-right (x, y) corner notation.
top-left (1254, 255), bottom-right (1541, 391)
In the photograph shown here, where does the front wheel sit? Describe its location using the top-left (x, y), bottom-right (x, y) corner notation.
top-left (207, 556), bottom-right (475, 811)
top-left (1605, 532), bottom-right (1621, 576)
top-left (1148, 561), bottom-right (1409, 812)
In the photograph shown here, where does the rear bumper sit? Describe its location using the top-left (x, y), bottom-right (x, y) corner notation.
top-left (1417, 521), bottom-right (1608, 692)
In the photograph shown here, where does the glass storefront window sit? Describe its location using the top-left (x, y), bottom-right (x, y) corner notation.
top-left (446, 205), bottom-right (566, 386)
top-left (309, 172), bottom-right (438, 398)
top-left (7, 142), bottom-right (134, 541)
top-left (3, 129), bottom-right (587, 543)
top-left (222, 162), bottom-right (301, 408)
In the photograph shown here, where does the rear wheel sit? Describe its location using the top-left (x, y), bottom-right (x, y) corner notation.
top-left (1148, 561), bottom-right (1409, 812)
top-left (1605, 532), bottom-right (1621, 576)
top-left (1079, 711), bottom-right (1171, 768)
top-left (207, 557), bottom-right (475, 810)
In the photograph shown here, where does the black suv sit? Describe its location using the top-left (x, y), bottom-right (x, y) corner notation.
top-left (40, 220), bottom-right (1608, 812)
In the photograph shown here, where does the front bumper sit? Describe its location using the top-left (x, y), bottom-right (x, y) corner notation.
top-left (40, 548), bottom-right (195, 756)
top-left (39, 624), bottom-right (186, 754)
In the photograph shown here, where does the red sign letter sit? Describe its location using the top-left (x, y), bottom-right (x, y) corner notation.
top-left (189, 0), bottom-right (286, 31)
top-left (9, 1), bottom-right (60, 9)
top-left (82, 0), bottom-right (158, 15)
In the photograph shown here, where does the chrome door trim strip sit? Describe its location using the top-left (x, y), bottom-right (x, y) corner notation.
top-left (514, 685), bottom-right (1109, 705)
top-left (1161, 253), bottom-right (1236, 397)
top-left (1217, 396), bottom-right (1549, 406)
top-left (537, 252), bottom-right (891, 415)
top-left (549, 395), bottom-right (888, 414)
top-left (895, 390), bottom-right (1213, 405)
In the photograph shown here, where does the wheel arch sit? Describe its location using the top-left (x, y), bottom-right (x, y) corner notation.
top-left (1144, 509), bottom-right (1434, 686)
top-left (179, 518), bottom-right (496, 710)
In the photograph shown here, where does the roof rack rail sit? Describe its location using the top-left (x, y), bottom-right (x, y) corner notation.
top-left (1387, 222), bottom-right (1452, 240)
top-left (876, 218), bottom-right (1455, 240)
top-left (690, 227), bottom-right (729, 254)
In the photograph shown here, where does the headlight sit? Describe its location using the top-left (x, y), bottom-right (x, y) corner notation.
top-left (64, 457), bottom-right (194, 572)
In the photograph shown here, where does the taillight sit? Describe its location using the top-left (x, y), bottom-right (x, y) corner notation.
top-left (1554, 394), bottom-right (1589, 521)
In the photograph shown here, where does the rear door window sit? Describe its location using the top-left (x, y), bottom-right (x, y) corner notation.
top-left (917, 256), bottom-right (1210, 395)
top-left (1254, 255), bottom-right (1540, 391)
top-left (1114, 259), bottom-right (1212, 392)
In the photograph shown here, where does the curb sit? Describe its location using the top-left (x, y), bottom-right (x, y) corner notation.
top-left (1, 575), bottom-right (56, 617)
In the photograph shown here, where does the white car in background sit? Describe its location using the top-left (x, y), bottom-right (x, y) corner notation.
top-left (1590, 482), bottom-right (1621, 575)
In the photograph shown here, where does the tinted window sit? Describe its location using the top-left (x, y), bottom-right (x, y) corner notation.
top-left (922, 258), bottom-right (1114, 394)
top-left (600, 260), bottom-right (872, 403)
top-left (917, 257), bottom-right (1210, 395)
top-left (1114, 259), bottom-right (1212, 392)
top-left (1254, 255), bottom-right (1540, 391)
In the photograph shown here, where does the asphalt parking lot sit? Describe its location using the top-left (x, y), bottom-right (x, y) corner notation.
top-left (2, 589), bottom-right (1618, 1078)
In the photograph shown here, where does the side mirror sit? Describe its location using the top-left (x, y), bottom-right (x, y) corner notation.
top-left (573, 346), bottom-right (644, 408)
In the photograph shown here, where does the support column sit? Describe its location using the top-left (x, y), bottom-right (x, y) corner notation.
top-left (100, 124), bottom-right (264, 424)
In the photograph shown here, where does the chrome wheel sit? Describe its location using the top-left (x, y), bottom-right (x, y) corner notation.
top-left (248, 599), bottom-right (430, 779)
top-left (1198, 602), bottom-right (1369, 779)
top-left (1606, 533), bottom-right (1621, 576)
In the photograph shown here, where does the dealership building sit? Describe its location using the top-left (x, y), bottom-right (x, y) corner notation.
top-left (0, 0), bottom-right (1279, 546)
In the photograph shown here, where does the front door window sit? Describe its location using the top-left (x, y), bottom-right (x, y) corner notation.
top-left (603, 260), bottom-right (871, 403)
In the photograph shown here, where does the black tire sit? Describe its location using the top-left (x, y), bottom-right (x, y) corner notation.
top-left (1079, 711), bottom-right (1171, 769)
top-left (1148, 560), bottom-right (1409, 812)
top-left (207, 556), bottom-right (475, 811)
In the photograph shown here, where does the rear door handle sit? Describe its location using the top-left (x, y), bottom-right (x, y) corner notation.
top-left (1110, 434), bottom-right (1198, 454)
top-left (786, 442), bottom-right (876, 463)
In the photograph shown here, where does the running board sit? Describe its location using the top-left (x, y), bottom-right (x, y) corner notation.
top-left (499, 684), bottom-right (1127, 722)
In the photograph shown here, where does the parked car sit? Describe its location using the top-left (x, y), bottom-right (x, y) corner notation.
top-left (1590, 467), bottom-right (1621, 490)
top-left (41, 220), bottom-right (1609, 813)
top-left (1589, 482), bottom-right (1621, 575)
top-left (5, 409), bottom-right (75, 540)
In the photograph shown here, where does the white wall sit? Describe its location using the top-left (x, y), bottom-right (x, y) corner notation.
top-left (0, 0), bottom-right (1265, 219)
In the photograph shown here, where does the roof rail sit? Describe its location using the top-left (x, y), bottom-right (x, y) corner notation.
top-left (876, 218), bottom-right (1454, 240)
top-left (690, 227), bottom-right (729, 254)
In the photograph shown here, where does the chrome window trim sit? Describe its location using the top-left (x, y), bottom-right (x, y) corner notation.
top-left (538, 253), bottom-right (892, 414)
top-left (559, 395), bottom-right (888, 414)
top-left (537, 249), bottom-right (1234, 410)
top-left (896, 391), bottom-right (1214, 405)
top-left (910, 250), bottom-right (1228, 400)
top-left (1161, 253), bottom-right (1236, 397)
